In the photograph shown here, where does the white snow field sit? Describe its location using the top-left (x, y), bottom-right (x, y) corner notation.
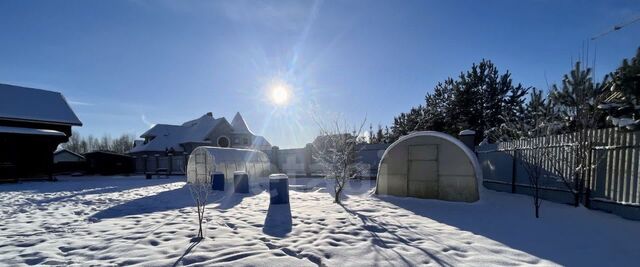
top-left (1, 176), bottom-right (639, 266)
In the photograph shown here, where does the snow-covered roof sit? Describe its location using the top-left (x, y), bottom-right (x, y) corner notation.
top-left (0, 126), bottom-right (66, 136)
top-left (140, 124), bottom-right (183, 138)
top-left (459, 129), bottom-right (476, 136)
top-left (0, 83), bottom-right (82, 126)
top-left (54, 148), bottom-right (86, 160)
top-left (607, 116), bottom-right (640, 130)
top-left (231, 112), bottom-right (253, 134)
top-left (130, 112), bottom-right (272, 153)
top-left (251, 135), bottom-right (272, 150)
top-left (133, 114), bottom-right (225, 153)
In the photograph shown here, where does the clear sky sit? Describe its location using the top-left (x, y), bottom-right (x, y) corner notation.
top-left (1, 0), bottom-right (639, 148)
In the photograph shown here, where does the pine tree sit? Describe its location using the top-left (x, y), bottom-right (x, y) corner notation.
top-left (550, 61), bottom-right (607, 132)
top-left (604, 47), bottom-right (640, 123)
top-left (423, 78), bottom-right (454, 132)
top-left (389, 59), bottom-right (528, 143)
top-left (383, 126), bottom-right (392, 143)
top-left (612, 47), bottom-right (640, 106)
top-left (376, 125), bottom-right (384, 144)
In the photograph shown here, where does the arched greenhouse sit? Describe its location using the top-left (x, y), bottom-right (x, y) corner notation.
top-left (376, 131), bottom-right (481, 202)
top-left (186, 146), bottom-right (273, 184)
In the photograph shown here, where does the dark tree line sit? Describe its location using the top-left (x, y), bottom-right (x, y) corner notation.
top-left (391, 60), bottom-right (530, 143)
top-left (372, 47), bottom-right (640, 144)
top-left (61, 131), bottom-right (135, 154)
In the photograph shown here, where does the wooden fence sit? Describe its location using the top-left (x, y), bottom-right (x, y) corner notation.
top-left (478, 128), bottom-right (640, 220)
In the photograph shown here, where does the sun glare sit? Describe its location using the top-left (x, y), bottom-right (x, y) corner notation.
top-left (269, 84), bottom-right (291, 106)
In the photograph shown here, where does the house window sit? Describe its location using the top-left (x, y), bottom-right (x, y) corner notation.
top-left (295, 156), bottom-right (301, 164)
top-left (243, 137), bottom-right (249, 145)
top-left (217, 136), bottom-right (230, 148)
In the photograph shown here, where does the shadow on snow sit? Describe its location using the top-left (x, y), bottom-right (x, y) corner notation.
top-left (374, 190), bottom-right (640, 266)
top-left (262, 203), bottom-right (292, 237)
top-left (90, 183), bottom-right (262, 220)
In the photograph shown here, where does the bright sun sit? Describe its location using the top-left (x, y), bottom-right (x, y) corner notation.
top-left (269, 84), bottom-right (291, 106)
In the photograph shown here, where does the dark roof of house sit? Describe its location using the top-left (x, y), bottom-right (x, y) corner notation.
top-left (0, 83), bottom-right (83, 126)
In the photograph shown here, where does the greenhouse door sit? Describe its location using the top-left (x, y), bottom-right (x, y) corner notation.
top-left (407, 145), bottom-right (438, 198)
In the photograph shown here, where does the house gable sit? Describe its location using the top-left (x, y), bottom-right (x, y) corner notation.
top-left (205, 119), bottom-right (234, 147)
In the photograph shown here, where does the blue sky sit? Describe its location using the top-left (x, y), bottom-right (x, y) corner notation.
top-left (1, 0), bottom-right (639, 148)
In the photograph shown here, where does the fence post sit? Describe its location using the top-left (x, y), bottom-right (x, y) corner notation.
top-left (511, 149), bottom-right (518, 193)
top-left (593, 149), bottom-right (607, 199)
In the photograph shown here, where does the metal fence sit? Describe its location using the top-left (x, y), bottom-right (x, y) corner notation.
top-left (134, 143), bottom-right (390, 179)
top-left (478, 128), bottom-right (640, 220)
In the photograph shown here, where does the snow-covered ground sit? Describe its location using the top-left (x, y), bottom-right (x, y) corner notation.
top-left (1, 175), bottom-right (639, 266)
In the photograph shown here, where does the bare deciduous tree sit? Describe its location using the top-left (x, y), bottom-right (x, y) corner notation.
top-left (61, 131), bottom-right (135, 154)
top-left (185, 154), bottom-right (212, 241)
top-left (188, 182), bottom-right (209, 240)
top-left (312, 117), bottom-right (367, 204)
top-left (518, 145), bottom-right (544, 218)
top-left (547, 62), bottom-right (608, 206)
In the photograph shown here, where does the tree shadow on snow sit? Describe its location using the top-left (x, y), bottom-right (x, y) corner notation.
top-left (91, 185), bottom-right (263, 220)
top-left (340, 204), bottom-right (454, 267)
top-left (373, 192), bottom-right (629, 266)
top-left (305, 178), bottom-right (375, 202)
top-left (262, 203), bottom-right (292, 237)
top-left (172, 238), bottom-right (202, 267)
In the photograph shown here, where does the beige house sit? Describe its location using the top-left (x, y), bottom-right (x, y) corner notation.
top-left (376, 131), bottom-right (481, 202)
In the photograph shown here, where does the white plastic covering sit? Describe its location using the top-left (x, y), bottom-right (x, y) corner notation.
top-left (376, 131), bottom-right (481, 202)
top-left (186, 146), bottom-right (272, 184)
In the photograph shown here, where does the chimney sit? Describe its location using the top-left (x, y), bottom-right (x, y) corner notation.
top-left (458, 129), bottom-right (476, 151)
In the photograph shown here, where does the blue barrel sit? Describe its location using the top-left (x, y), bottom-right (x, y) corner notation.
top-left (211, 172), bottom-right (225, 191)
top-left (269, 174), bottom-right (289, 204)
top-left (233, 171), bottom-right (249, 194)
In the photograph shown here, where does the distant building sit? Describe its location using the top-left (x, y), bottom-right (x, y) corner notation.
top-left (53, 148), bottom-right (87, 174)
top-left (129, 112), bottom-right (272, 157)
top-left (54, 148), bottom-right (86, 163)
top-left (0, 83), bottom-right (82, 181)
top-left (84, 151), bottom-right (134, 175)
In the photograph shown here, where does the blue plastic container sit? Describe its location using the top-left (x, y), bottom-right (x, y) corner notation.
top-left (269, 174), bottom-right (289, 204)
top-left (211, 172), bottom-right (225, 191)
top-left (233, 171), bottom-right (249, 193)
